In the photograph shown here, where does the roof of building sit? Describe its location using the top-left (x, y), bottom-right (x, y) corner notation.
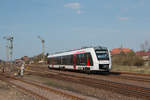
top-left (147, 51), bottom-right (150, 55)
top-left (111, 48), bottom-right (132, 55)
top-left (136, 51), bottom-right (150, 56)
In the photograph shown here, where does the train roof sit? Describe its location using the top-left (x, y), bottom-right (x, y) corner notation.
top-left (48, 46), bottom-right (108, 58)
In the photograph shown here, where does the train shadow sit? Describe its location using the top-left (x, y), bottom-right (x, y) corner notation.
top-left (62, 69), bottom-right (121, 76)
top-left (48, 67), bottom-right (121, 76)
top-left (91, 71), bottom-right (121, 76)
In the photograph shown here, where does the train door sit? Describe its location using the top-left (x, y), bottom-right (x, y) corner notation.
top-left (73, 54), bottom-right (76, 69)
top-left (52, 57), bottom-right (54, 68)
top-left (85, 53), bottom-right (92, 72)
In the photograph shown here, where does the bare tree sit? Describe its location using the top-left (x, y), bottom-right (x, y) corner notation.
top-left (140, 43), bottom-right (145, 51)
top-left (140, 40), bottom-right (150, 51)
top-left (145, 40), bottom-right (149, 51)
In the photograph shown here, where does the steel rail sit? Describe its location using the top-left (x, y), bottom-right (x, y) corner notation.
top-left (0, 74), bottom-right (49, 100)
top-left (0, 73), bottom-right (84, 100)
top-left (26, 70), bottom-right (150, 99)
top-left (29, 65), bottom-right (150, 83)
top-left (106, 74), bottom-right (150, 83)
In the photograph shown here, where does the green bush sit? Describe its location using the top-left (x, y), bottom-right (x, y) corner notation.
top-left (112, 51), bottom-right (144, 66)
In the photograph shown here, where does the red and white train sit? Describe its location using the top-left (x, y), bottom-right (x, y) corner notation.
top-left (47, 46), bottom-right (112, 72)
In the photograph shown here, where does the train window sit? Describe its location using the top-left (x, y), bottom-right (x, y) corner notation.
top-left (60, 55), bottom-right (71, 65)
top-left (57, 57), bottom-right (61, 64)
top-left (69, 55), bottom-right (73, 65)
top-left (48, 58), bottom-right (51, 64)
top-left (76, 54), bottom-right (80, 65)
top-left (66, 55), bottom-right (70, 65)
top-left (48, 53), bottom-right (93, 66)
top-left (54, 57), bottom-right (57, 64)
top-left (48, 58), bottom-right (54, 65)
top-left (61, 56), bottom-right (65, 65)
top-left (81, 53), bottom-right (86, 65)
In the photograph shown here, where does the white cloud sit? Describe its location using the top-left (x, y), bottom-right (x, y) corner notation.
top-left (76, 10), bottom-right (82, 14)
top-left (139, 0), bottom-right (145, 7)
top-left (64, 2), bottom-right (81, 9)
top-left (64, 2), bottom-right (83, 14)
top-left (131, 0), bottom-right (145, 9)
top-left (119, 17), bottom-right (129, 21)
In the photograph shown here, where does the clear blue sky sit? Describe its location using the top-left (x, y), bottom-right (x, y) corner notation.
top-left (0, 0), bottom-right (150, 60)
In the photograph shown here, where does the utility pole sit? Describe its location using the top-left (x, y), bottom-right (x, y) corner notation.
top-left (3, 37), bottom-right (9, 72)
top-left (3, 35), bottom-right (14, 72)
top-left (0, 40), bottom-right (3, 72)
top-left (38, 36), bottom-right (45, 62)
top-left (6, 42), bottom-right (9, 62)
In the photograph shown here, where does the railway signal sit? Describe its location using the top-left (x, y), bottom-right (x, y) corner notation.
top-left (37, 36), bottom-right (45, 63)
top-left (3, 34), bottom-right (14, 72)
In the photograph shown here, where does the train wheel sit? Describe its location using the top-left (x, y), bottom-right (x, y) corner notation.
top-left (86, 70), bottom-right (91, 74)
top-left (85, 69), bottom-right (91, 74)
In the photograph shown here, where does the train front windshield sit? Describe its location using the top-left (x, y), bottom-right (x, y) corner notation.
top-left (95, 50), bottom-right (109, 60)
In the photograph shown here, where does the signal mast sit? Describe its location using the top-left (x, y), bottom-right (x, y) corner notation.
top-left (3, 34), bottom-right (14, 72)
top-left (38, 36), bottom-right (45, 62)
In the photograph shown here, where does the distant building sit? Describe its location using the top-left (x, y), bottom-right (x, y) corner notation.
top-left (147, 51), bottom-right (150, 55)
top-left (136, 51), bottom-right (150, 56)
top-left (136, 51), bottom-right (150, 61)
top-left (111, 48), bottom-right (132, 55)
top-left (136, 51), bottom-right (150, 57)
top-left (15, 56), bottom-right (30, 64)
top-left (22, 56), bottom-right (30, 62)
top-left (136, 51), bottom-right (147, 56)
top-left (15, 59), bottom-right (23, 65)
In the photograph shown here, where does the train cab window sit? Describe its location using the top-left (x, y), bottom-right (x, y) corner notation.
top-left (95, 50), bottom-right (109, 60)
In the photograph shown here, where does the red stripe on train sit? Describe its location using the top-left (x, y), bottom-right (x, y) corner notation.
top-left (86, 54), bottom-right (90, 66)
top-left (73, 54), bottom-right (76, 69)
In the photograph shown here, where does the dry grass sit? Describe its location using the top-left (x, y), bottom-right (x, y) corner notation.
top-left (112, 65), bottom-right (150, 74)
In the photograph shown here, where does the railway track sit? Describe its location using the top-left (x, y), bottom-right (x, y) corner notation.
top-left (29, 65), bottom-right (150, 83)
top-left (107, 73), bottom-right (150, 83)
top-left (25, 69), bottom-right (150, 99)
top-left (111, 71), bottom-right (150, 77)
top-left (0, 72), bottom-right (94, 100)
